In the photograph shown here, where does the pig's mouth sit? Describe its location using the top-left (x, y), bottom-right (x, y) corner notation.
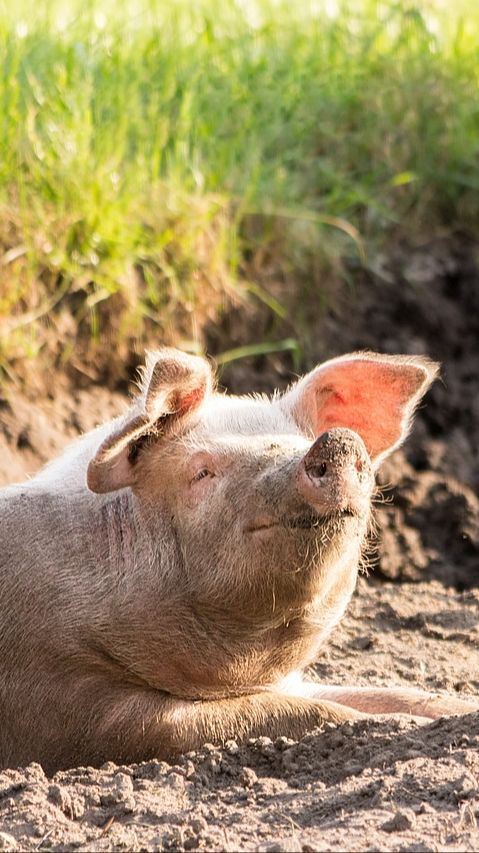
top-left (246, 508), bottom-right (357, 534)
top-left (286, 509), bottom-right (356, 527)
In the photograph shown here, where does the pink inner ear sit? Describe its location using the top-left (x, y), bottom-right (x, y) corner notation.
top-left (296, 359), bottom-right (426, 461)
top-left (176, 386), bottom-right (207, 416)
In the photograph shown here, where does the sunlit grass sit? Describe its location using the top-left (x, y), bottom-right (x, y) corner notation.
top-left (1, 0), bottom-right (478, 377)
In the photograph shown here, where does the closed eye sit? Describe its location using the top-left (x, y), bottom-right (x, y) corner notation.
top-left (191, 468), bottom-right (213, 483)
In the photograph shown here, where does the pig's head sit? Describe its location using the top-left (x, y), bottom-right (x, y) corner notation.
top-left (87, 349), bottom-right (437, 646)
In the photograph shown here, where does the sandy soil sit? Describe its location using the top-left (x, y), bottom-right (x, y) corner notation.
top-left (0, 238), bottom-right (478, 851)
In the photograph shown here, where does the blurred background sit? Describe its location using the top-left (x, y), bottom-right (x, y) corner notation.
top-left (0, 0), bottom-right (478, 587)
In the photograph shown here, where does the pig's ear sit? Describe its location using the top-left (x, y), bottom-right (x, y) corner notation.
top-left (283, 352), bottom-right (439, 466)
top-left (87, 349), bottom-right (213, 493)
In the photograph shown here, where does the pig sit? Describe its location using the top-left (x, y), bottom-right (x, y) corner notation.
top-left (0, 348), bottom-right (477, 774)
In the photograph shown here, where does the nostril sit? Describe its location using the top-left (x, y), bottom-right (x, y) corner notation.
top-left (355, 458), bottom-right (364, 473)
top-left (308, 461), bottom-right (327, 478)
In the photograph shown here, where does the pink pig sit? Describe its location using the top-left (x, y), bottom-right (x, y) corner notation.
top-left (0, 349), bottom-right (476, 773)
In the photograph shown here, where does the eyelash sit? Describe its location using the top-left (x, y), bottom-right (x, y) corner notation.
top-left (192, 468), bottom-right (212, 483)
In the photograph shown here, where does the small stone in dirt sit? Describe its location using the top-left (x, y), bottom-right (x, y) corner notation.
top-left (281, 747), bottom-right (300, 772)
top-left (256, 736), bottom-right (274, 751)
top-left (190, 817), bottom-right (208, 834)
top-left (167, 764), bottom-right (186, 777)
top-left (163, 827), bottom-right (184, 849)
top-left (225, 739), bottom-right (240, 754)
top-left (260, 746), bottom-right (278, 760)
top-left (343, 761), bottom-right (364, 777)
top-left (380, 811), bottom-right (416, 833)
top-left (0, 833), bottom-right (17, 851)
top-left (182, 760), bottom-right (196, 779)
top-left (48, 783), bottom-right (66, 806)
top-left (274, 737), bottom-right (296, 751)
top-left (100, 761), bottom-right (118, 773)
top-left (257, 839), bottom-right (302, 852)
top-left (351, 635), bottom-right (374, 650)
top-left (403, 749), bottom-right (424, 761)
top-left (414, 802), bottom-right (434, 815)
top-left (25, 762), bottom-right (46, 780)
top-left (240, 767), bottom-right (258, 788)
top-left (47, 784), bottom-right (84, 820)
top-left (100, 772), bottom-right (135, 811)
top-left (152, 761), bottom-right (171, 777)
top-left (165, 771), bottom-right (187, 789)
top-left (453, 773), bottom-right (476, 799)
top-left (201, 755), bottom-right (221, 775)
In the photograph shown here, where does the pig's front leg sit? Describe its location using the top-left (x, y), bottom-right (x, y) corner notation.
top-left (294, 682), bottom-right (479, 720)
top-left (162, 692), bottom-right (366, 754)
top-left (96, 689), bottom-right (365, 765)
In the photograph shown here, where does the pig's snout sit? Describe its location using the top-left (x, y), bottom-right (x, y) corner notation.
top-left (297, 428), bottom-right (373, 517)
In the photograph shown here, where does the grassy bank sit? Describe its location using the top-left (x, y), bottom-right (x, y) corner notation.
top-left (1, 0), bottom-right (478, 381)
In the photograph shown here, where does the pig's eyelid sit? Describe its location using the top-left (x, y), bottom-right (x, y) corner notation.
top-left (191, 468), bottom-right (214, 483)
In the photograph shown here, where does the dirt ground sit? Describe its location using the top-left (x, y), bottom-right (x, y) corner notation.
top-left (0, 238), bottom-right (478, 851)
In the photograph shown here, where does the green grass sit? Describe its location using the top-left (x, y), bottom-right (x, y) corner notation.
top-left (1, 0), bottom-right (479, 379)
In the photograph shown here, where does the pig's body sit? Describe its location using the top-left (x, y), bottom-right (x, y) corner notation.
top-left (1, 350), bottom-right (477, 773)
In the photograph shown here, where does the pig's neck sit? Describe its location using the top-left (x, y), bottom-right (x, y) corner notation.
top-left (95, 494), bottom-right (360, 700)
